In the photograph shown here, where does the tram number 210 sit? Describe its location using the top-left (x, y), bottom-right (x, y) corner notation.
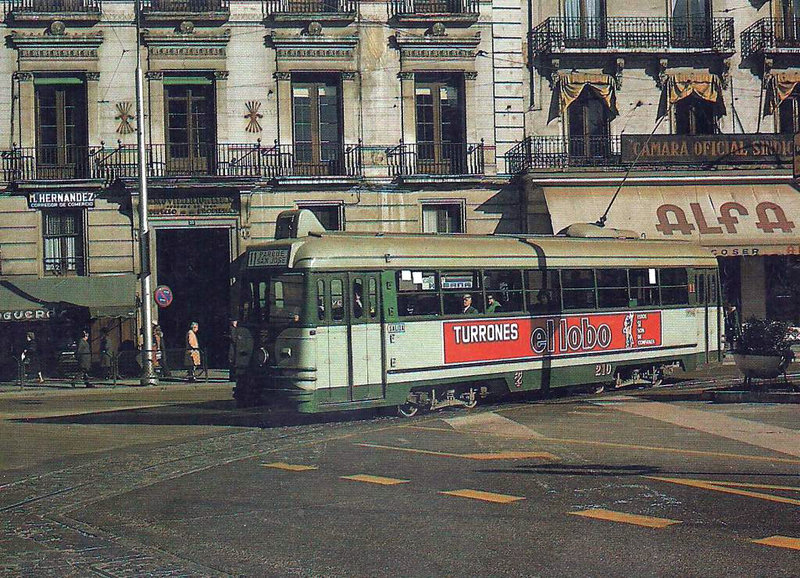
top-left (594, 363), bottom-right (613, 377)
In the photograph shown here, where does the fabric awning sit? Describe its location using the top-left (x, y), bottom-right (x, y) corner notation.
top-left (0, 274), bottom-right (137, 321)
top-left (557, 72), bottom-right (616, 114)
top-left (665, 72), bottom-right (722, 105)
top-left (537, 183), bottom-right (800, 256)
top-left (766, 71), bottom-right (800, 113)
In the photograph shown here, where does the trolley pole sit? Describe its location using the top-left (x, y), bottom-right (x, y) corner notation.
top-left (135, 0), bottom-right (157, 386)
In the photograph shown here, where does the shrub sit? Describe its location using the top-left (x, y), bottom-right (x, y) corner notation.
top-left (735, 317), bottom-right (794, 357)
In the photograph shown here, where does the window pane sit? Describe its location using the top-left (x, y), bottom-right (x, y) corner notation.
top-left (561, 269), bottom-right (595, 288)
top-left (563, 289), bottom-right (596, 310)
top-left (629, 269), bottom-right (660, 306)
top-left (525, 270), bottom-right (561, 312)
top-left (352, 278), bottom-right (364, 319)
top-left (596, 268), bottom-right (627, 287)
top-left (317, 279), bottom-right (326, 320)
top-left (368, 277), bottom-right (378, 318)
top-left (331, 279), bottom-right (344, 321)
top-left (483, 270), bottom-right (523, 312)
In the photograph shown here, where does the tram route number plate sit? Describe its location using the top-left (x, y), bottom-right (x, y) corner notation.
top-left (247, 248), bottom-right (289, 268)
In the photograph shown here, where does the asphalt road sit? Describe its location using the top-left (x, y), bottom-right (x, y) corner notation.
top-left (0, 382), bottom-right (798, 577)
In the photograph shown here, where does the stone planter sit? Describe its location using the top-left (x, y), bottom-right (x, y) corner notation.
top-left (733, 353), bottom-right (790, 380)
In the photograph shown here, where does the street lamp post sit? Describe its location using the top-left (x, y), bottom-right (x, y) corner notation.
top-left (135, 0), bottom-right (157, 386)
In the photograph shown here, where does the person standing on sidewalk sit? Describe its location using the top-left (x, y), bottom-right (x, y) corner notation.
top-left (154, 324), bottom-right (171, 378)
top-left (185, 322), bottom-right (201, 382)
top-left (100, 329), bottom-right (114, 380)
top-left (227, 319), bottom-right (240, 378)
top-left (22, 332), bottom-right (44, 384)
top-left (75, 330), bottom-right (93, 388)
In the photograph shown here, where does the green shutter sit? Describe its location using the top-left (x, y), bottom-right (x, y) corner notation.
top-left (34, 76), bottom-right (84, 86)
top-left (162, 76), bottom-right (214, 86)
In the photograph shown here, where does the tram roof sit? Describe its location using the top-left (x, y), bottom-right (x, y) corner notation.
top-left (249, 232), bottom-right (718, 270)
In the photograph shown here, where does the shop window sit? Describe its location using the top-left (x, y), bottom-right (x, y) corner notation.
top-left (567, 87), bottom-right (610, 159)
top-left (292, 74), bottom-right (343, 176)
top-left (298, 203), bottom-right (343, 231)
top-left (164, 77), bottom-right (216, 175)
top-left (422, 203), bottom-right (463, 233)
top-left (43, 210), bottom-right (85, 276)
top-left (674, 94), bottom-right (716, 135)
top-left (483, 270), bottom-right (523, 313)
top-left (35, 77), bottom-right (88, 178)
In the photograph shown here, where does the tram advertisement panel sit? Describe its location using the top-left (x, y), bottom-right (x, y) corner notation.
top-left (442, 312), bottom-right (662, 364)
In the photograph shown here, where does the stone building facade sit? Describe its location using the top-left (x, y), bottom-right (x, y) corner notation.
top-left (512, 0), bottom-right (800, 324)
top-left (0, 0), bottom-right (526, 372)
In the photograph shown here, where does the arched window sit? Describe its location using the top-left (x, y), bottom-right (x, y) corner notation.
top-left (567, 86), bottom-right (610, 158)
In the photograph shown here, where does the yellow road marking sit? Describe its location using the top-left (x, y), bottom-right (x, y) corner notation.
top-left (712, 481), bottom-right (800, 492)
top-left (356, 442), bottom-right (557, 461)
top-left (262, 462), bottom-right (318, 472)
top-left (570, 508), bottom-right (681, 529)
top-left (440, 489), bottom-right (525, 504)
top-left (340, 474), bottom-right (409, 485)
top-left (751, 536), bottom-right (800, 551)
top-left (647, 477), bottom-right (800, 506)
top-left (404, 426), bottom-right (800, 465)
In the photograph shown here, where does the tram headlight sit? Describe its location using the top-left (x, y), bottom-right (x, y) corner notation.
top-left (256, 347), bottom-right (269, 366)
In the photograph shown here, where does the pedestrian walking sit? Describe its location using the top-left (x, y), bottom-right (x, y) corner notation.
top-left (22, 332), bottom-right (44, 384)
top-left (185, 321), bottom-right (201, 382)
top-left (100, 329), bottom-right (114, 380)
top-left (227, 319), bottom-right (240, 376)
top-left (74, 330), bottom-right (93, 388)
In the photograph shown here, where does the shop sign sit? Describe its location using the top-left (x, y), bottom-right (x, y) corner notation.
top-left (655, 201), bottom-right (795, 236)
top-left (149, 196), bottom-right (237, 217)
top-left (621, 135), bottom-right (793, 164)
top-left (0, 308), bottom-right (69, 322)
top-left (28, 192), bottom-right (96, 209)
top-left (247, 248), bottom-right (290, 268)
top-left (443, 311), bottom-right (661, 365)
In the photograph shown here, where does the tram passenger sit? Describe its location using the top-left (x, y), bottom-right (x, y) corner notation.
top-left (462, 294), bottom-right (478, 314)
top-left (486, 294), bottom-right (503, 313)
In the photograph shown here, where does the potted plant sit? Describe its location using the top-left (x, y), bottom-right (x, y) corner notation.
top-left (733, 318), bottom-right (795, 385)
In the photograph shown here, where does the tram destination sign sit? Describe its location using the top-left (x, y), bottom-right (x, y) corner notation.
top-left (247, 248), bottom-right (290, 268)
top-left (27, 192), bottom-right (96, 209)
top-left (620, 134), bottom-right (793, 164)
top-left (443, 311), bottom-right (662, 365)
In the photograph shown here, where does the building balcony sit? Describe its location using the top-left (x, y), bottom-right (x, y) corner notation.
top-left (140, 0), bottom-right (230, 26)
top-left (389, 0), bottom-right (478, 24)
top-left (4, 0), bottom-right (101, 24)
top-left (530, 16), bottom-right (735, 56)
top-left (742, 18), bottom-right (800, 60)
top-left (2, 145), bottom-right (96, 181)
top-left (504, 134), bottom-right (794, 174)
top-left (91, 141), bottom-right (363, 181)
top-left (262, 0), bottom-right (357, 23)
top-left (387, 141), bottom-right (485, 178)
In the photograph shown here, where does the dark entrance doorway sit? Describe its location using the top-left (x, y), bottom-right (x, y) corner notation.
top-left (156, 227), bottom-right (231, 368)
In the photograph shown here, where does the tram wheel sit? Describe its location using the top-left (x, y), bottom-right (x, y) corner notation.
top-left (397, 403), bottom-right (419, 418)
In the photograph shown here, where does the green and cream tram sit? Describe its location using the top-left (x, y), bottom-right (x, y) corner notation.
top-left (231, 210), bottom-right (722, 415)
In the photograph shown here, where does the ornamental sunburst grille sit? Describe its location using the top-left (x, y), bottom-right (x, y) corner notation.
top-left (245, 100), bottom-right (263, 133)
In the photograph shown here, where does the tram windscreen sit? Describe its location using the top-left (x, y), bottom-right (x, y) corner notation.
top-left (241, 272), bottom-right (304, 324)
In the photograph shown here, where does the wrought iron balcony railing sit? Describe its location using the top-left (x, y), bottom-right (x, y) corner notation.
top-left (91, 141), bottom-right (363, 180)
top-left (742, 18), bottom-right (800, 59)
top-left (140, 0), bottom-right (229, 22)
top-left (530, 16), bottom-right (735, 54)
top-left (263, 0), bottom-right (357, 17)
top-left (2, 145), bottom-right (95, 181)
top-left (389, 0), bottom-right (478, 18)
top-left (4, 0), bottom-right (101, 14)
top-left (387, 141), bottom-right (485, 177)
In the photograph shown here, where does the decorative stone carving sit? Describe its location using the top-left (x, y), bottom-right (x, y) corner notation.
top-left (145, 71), bottom-right (164, 80)
top-left (430, 22), bottom-right (446, 37)
top-left (397, 71), bottom-right (415, 80)
top-left (270, 33), bottom-right (358, 64)
top-left (394, 31), bottom-right (481, 65)
top-left (273, 71), bottom-right (292, 81)
top-left (245, 101), bottom-right (263, 133)
top-left (115, 102), bottom-right (135, 135)
top-left (341, 71), bottom-right (359, 80)
top-left (213, 70), bottom-right (229, 80)
top-left (614, 57), bottom-right (625, 89)
top-left (464, 71), bottom-right (478, 80)
top-left (9, 30), bottom-right (103, 63)
top-left (12, 71), bottom-right (34, 81)
top-left (49, 21), bottom-right (66, 36)
top-left (657, 58), bottom-right (669, 88)
top-left (86, 71), bottom-right (100, 81)
top-left (179, 20), bottom-right (195, 34)
top-left (720, 58), bottom-right (730, 90)
top-left (307, 21), bottom-right (323, 36)
top-left (142, 28), bottom-right (230, 61)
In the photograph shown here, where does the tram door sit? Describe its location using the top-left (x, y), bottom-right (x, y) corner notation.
top-left (348, 273), bottom-right (385, 401)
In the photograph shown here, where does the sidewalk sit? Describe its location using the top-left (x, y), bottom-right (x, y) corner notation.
top-left (0, 369), bottom-right (234, 394)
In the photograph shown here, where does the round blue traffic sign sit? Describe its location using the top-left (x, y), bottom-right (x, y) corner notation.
top-left (154, 285), bottom-right (173, 308)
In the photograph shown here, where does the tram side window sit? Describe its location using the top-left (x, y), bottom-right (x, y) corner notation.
top-left (596, 269), bottom-right (629, 308)
top-left (660, 268), bottom-right (689, 305)
top-left (525, 270), bottom-right (561, 313)
top-left (397, 270), bottom-right (439, 317)
top-left (317, 280), bottom-right (326, 321)
top-left (710, 273), bottom-right (719, 304)
top-left (629, 268), bottom-right (659, 307)
top-left (483, 270), bottom-right (523, 313)
top-left (561, 269), bottom-right (596, 310)
top-left (368, 277), bottom-right (378, 318)
top-left (352, 279), bottom-right (364, 319)
top-left (441, 271), bottom-right (481, 315)
top-left (331, 279), bottom-right (345, 321)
